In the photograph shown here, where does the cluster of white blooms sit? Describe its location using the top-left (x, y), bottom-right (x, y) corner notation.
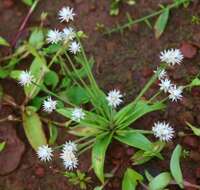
top-left (46, 6), bottom-right (80, 54)
top-left (152, 121), bottom-right (174, 142)
top-left (37, 141), bottom-right (78, 170)
top-left (43, 96), bottom-right (57, 113)
top-left (19, 70), bottom-right (34, 86)
top-left (106, 89), bottom-right (123, 108)
top-left (71, 107), bottom-right (85, 122)
top-left (154, 49), bottom-right (184, 102)
top-left (37, 145), bottom-right (53, 162)
top-left (160, 49), bottom-right (184, 66)
top-left (60, 141), bottom-right (78, 170)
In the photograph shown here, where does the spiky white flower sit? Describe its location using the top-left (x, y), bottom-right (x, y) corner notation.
top-left (154, 68), bottom-right (167, 80)
top-left (159, 78), bottom-right (172, 93)
top-left (58, 6), bottom-right (75, 23)
top-left (19, 70), bottom-right (34, 86)
top-left (71, 108), bottom-right (85, 122)
top-left (106, 89), bottom-right (123, 108)
top-left (37, 145), bottom-right (53, 162)
top-left (60, 149), bottom-right (78, 170)
top-left (152, 121), bottom-right (174, 142)
top-left (47, 29), bottom-right (62, 44)
top-left (69, 41), bottom-right (81, 54)
top-left (43, 97), bottom-right (57, 113)
top-left (63, 141), bottom-right (77, 153)
top-left (168, 85), bottom-right (183, 102)
top-left (160, 49), bottom-right (184, 66)
top-left (62, 27), bottom-right (76, 41)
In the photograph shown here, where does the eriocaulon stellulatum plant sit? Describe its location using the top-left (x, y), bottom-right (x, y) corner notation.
top-left (18, 6), bottom-right (187, 185)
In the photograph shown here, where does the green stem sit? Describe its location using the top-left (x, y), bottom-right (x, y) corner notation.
top-left (149, 91), bottom-right (161, 103)
top-left (31, 81), bottom-right (75, 107)
top-left (78, 143), bottom-right (94, 156)
top-left (104, 0), bottom-right (189, 35)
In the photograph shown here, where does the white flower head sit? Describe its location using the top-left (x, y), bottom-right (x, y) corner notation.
top-left (159, 78), bottom-right (172, 93)
top-left (71, 108), bottom-right (85, 122)
top-left (43, 97), bottom-right (57, 113)
top-left (37, 145), bottom-right (53, 162)
top-left (160, 49), bottom-right (184, 66)
top-left (47, 29), bottom-right (62, 44)
top-left (154, 68), bottom-right (167, 80)
top-left (63, 141), bottom-right (77, 153)
top-left (19, 70), bottom-right (34, 86)
top-left (60, 150), bottom-right (78, 170)
top-left (106, 89), bottom-right (123, 108)
top-left (152, 121), bottom-right (174, 142)
top-left (168, 85), bottom-right (183, 102)
top-left (69, 41), bottom-right (81, 54)
top-left (58, 6), bottom-right (76, 23)
top-left (62, 27), bottom-right (76, 41)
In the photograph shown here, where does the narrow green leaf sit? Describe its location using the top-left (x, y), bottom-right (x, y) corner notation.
top-left (92, 134), bottom-right (112, 183)
top-left (69, 125), bottom-right (100, 137)
top-left (0, 36), bottom-right (10, 46)
top-left (0, 142), bottom-right (6, 152)
top-left (170, 145), bottom-right (184, 188)
top-left (154, 8), bottom-right (170, 39)
top-left (186, 122), bottom-right (200, 136)
top-left (145, 170), bottom-right (153, 182)
top-left (22, 0), bottom-right (34, 6)
top-left (93, 186), bottom-right (103, 190)
top-left (57, 108), bottom-right (108, 129)
top-left (122, 168), bottom-right (143, 190)
top-left (48, 124), bottom-right (58, 145)
top-left (114, 130), bottom-right (153, 151)
top-left (149, 172), bottom-right (172, 190)
top-left (22, 106), bottom-right (47, 150)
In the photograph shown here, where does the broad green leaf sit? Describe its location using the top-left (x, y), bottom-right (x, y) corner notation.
top-left (189, 77), bottom-right (200, 87)
top-left (0, 142), bottom-right (6, 152)
top-left (44, 71), bottom-right (59, 89)
top-left (10, 70), bottom-right (21, 80)
top-left (149, 172), bottom-right (172, 190)
top-left (154, 7), bottom-right (170, 39)
top-left (66, 86), bottom-right (90, 105)
top-left (0, 68), bottom-right (11, 79)
top-left (114, 130), bottom-right (153, 151)
top-left (29, 96), bottom-right (43, 111)
top-left (25, 56), bottom-right (49, 99)
top-left (22, 106), bottom-right (47, 150)
top-left (22, 0), bottom-right (34, 6)
top-left (0, 36), bottom-right (9, 46)
top-left (48, 124), bottom-right (58, 145)
top-left (59, 77), bottom-right (71, 89)
top-left (170, 145), bottom-right (184, 188)
top-left (29, 28), bottom-right (44, 49)
top-left (186, 122), bottom-right (200, 136)
top-left (92, 134), bottom-right (112, 183)
top-left (122, 168), bottom-right (143, 190)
